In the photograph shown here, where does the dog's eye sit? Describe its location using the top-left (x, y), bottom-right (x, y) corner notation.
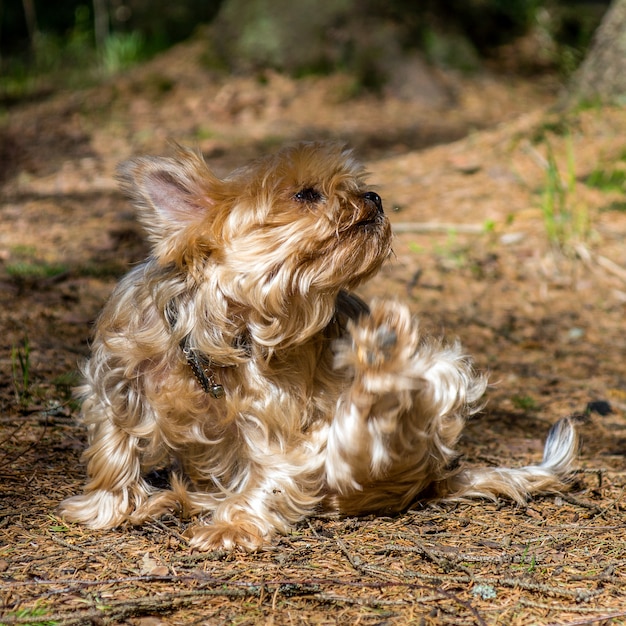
top-left (294, 187), bottom-right (322, 204)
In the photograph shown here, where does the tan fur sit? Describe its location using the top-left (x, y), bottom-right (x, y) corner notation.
top-left (59, 142), bottom-right (578, 551)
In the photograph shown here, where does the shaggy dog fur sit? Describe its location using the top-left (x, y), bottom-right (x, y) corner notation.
top-left (60, 142), bottom-right (577, 551)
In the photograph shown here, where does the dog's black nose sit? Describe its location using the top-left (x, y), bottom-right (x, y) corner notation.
top-left (363, 191), bottom-right (383, 213)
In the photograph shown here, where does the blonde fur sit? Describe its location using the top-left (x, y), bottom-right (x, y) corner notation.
top-left (59, 142), bottom-right (578, 551)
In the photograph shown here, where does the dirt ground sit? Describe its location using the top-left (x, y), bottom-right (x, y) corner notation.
top-left (1, 39), bottom-right (625, 625)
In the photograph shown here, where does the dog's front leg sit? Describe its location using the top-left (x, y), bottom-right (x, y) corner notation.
top-left (185, 437), bottom-right (323, 552)
top-left (185, 487), bottom-right (286, 552)
top-left (59, 393), bottom-right (152, 529)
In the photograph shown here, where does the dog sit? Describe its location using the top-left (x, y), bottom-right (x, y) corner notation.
top-left (60, 142), bottom-right (578, 551)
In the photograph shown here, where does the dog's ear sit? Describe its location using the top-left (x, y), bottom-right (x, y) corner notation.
top-left (117, 147), bottom-right (221, 266)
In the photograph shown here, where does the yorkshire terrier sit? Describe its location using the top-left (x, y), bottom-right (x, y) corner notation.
top-left (60, 142), bottom-right (577, 551)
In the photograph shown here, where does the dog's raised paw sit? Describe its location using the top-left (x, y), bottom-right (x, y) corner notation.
top-left (355, 324), bottom-right (398, 367)
top-left (342, 299), bottom-right (419, 374)
top-left (374, 325), bottom-right (398, 353)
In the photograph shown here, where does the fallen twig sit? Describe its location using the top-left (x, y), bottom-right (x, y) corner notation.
top-left (392, 221), bottom-right (486, 234)
top-left (520, 599), bottom-right (626, 619)
top-left (402, 570), bottom-right (604, 602)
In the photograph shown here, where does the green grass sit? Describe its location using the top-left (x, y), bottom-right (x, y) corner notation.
top-left (586, 149), bottom-right (626, 200)
top-left (51, 370), bottom-right (80, 396)
top-left (433, 229), bottom-right (470, 269)
top-left (5, 260), bottom-right (68, 281)
top-left (584, 150), bottom-right (626, 213)
top-left (5, 243), bottom-right (131, 283)
top-left (586, 168), bottom-right (626, 194)
top-left (539, 135), bottom-right (590, 255)
top-left (11, 337), bottom-right (32, 405)
top-left (1, 605), bottom-right (60, 626)
top-left (511, 394), bottom-right (538, 412)
top-left (0, 13), bottom-right (149, 106)
top-left (6, 245), bottom-right (68, 281)
top-left (601, 200), bottom-right (626, 212)
top-left (101, 31), bottom-right (146, 75)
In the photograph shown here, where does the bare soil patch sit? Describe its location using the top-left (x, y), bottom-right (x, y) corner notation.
top-left (1, 41), bottom-right (625, 624)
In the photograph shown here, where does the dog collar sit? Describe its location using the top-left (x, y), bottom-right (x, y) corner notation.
top-left (165, 300), bottom-right (227, 398)
top-left (169, 289), bottom-right (368, 399)
top-left (180, 338), bottom-right (225, 399)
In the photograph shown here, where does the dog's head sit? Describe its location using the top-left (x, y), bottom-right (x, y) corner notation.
top-left (118, 142), bottom-right (392, 347)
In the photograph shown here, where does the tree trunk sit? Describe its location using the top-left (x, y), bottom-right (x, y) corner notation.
top-left (22, 0), bottom-right (38, 52)
top-left (93, 0), bottom-right (109, 56)
top-left (568, 0), bottom-right (626, 105)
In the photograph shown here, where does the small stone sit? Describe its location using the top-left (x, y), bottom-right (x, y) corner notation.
top-left (472, 584), bottom-right (497, 600)
top-left (586, 400), bottom-right (612, 416)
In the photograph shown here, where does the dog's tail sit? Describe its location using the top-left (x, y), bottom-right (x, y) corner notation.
top-left (442, 417), bottom-right (578, 504)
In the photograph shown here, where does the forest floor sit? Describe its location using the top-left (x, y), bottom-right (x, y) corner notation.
top-left (1, 38), bottom-right (626, 625)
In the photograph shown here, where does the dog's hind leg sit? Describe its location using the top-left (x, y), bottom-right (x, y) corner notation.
top-left (326, 299), bottom-right (485, 502)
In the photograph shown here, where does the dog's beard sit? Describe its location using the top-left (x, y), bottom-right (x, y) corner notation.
top-left (177, 218), bottom-right (392, 353)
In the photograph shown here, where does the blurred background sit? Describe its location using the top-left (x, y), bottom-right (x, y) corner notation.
top-left (0, 0), bottom-right (611, 103)
top-left (3, 3), bottom-right (626, 625)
